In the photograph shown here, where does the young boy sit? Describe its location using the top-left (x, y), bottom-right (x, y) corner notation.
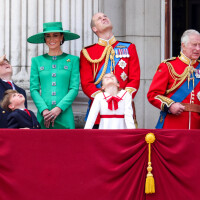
top-left (0, 55), bottom-right (27, 128)
top-left (84, 73), bottom-right (135, 129)
top-left (1, 90), bottom-right (40, 129)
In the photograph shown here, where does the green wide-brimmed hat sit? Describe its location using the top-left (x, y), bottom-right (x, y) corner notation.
top-left (27, 22), bottom-right (80, 44)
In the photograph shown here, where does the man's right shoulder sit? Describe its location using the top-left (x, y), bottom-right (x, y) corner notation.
top-left (82, 43), bottom-right (97, 50)
top-left (161, 57), bottom-right (177, 64)
top-left (155, 57), bottom-right (177, 72)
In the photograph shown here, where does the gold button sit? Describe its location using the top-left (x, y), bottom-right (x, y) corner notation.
top-left (2, 111), bottom-right (5, 113)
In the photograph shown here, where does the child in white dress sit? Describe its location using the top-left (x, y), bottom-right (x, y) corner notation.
top-left (84, 73), bottom-right (135, 129)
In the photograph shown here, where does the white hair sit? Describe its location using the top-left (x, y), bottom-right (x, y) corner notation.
top-left (181, 29), bottom-right (200, 50)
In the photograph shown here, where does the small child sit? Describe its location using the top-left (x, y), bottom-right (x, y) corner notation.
top-left (1, 89), bottom-right (40, 129)
top-left (84, 73), bottom-right (136, 129)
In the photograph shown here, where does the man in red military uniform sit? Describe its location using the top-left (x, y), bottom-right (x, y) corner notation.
top-left (80, 12), bottom-right (140, 128)
top-left (147, 29), bottom-right (200, 129)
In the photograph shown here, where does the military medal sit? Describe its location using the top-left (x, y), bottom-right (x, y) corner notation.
top-left (194, 68), bottom-right (200, 78)
top-left (125, 48), bottom-right (130, 57)
top-left (118, 49), bottom-right (123, 58)
top-left (115, 50), bottom-right (119, 58)
top-left (115, 47), bottom-right (130, 58)
top-left (122, 49), bottom-right (126, 58)
top-left (118, 59), bottom-right (127, 69)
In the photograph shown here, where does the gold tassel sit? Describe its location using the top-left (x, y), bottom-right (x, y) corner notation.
top-left (145, 133), bottom-right (156, 194)
top-left (134, 119), bottom-right (138, 129)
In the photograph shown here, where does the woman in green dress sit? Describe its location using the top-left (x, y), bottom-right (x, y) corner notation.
top-left (27, 22), bottom-right (80, 129)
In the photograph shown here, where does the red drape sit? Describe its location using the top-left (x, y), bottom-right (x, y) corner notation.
top-left (0, 129), bottom-right (199, 200)
top-left (147, 129), bottom-right (200, 200)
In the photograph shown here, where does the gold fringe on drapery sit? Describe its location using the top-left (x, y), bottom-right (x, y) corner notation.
top-left (145, 133), bottom-right (156, 194)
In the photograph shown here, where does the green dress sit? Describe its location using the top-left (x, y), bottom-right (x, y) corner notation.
top-left (30, 53), bottom-right (80, 129)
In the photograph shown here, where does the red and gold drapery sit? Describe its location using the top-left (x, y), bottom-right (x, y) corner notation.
top-left (0, 129), bottom-right (199, 200)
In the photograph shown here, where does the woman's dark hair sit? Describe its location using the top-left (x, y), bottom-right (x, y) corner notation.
top-left (60, 33), bottom-right (65, 45)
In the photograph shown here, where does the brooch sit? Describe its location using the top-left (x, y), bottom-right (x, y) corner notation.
top-left (195, 69), bottom-right (200, 78)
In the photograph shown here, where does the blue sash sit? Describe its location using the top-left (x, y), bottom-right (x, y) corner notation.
top-left (85, 42), bottom-right (131, 120)
top-left (156, 63), bottom-right (200, 128)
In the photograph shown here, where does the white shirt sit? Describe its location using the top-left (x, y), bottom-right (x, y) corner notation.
top-left (85, 90), bottom-right (135, 129)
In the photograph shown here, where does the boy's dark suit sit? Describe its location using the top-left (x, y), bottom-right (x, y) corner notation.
top-left (7, 109), bottom-right (40, 129)
top-left (0, 79), bottom-right (27, 128)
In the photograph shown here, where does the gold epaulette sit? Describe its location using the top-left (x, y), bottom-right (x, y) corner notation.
top-left (156, 57), bottom-right (176, 71)
top-left (162, 57), bottom-right (176, 64)
top-left (198, 59), bottom-right (200, 63)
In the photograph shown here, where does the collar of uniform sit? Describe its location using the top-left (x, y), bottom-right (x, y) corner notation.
top-left (98, 36), bottom-right (116, 46)
top-left (178, 51), bottom-right (196, 66)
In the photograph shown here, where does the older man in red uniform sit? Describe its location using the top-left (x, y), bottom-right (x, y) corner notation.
top-left (147, 29), bottom-right (200, 129)
top-left (80, 12), bottom-right (140, 128)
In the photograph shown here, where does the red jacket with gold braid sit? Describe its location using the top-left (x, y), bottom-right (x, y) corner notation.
top-left (80, 37), bottom-right (140, 100)
top-left (147, 52), bottom-right (200, 129)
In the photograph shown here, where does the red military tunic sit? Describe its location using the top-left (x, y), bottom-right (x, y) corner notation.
top-left (147, 52), bottom-right (200, 129)
top-left (80, 37), bottom-right (140, 124)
